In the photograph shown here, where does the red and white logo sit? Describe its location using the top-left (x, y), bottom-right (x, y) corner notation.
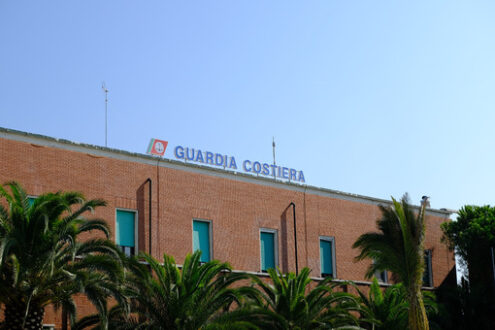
top-left (148, 139), bottom-right (168, 156)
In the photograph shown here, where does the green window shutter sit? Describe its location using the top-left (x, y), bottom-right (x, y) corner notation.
top-left (260, 232), bottom-right (275, 271)
top-left (193, 221), bottom-right (210, 262)
top-left (320, 239), bottom-right (333, 276)
top-left (116, 210), bottom-right (135, 247)
top-left (27, 197), bottom-right (36, 207)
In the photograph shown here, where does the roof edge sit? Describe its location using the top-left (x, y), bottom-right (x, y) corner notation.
top-left (0, 127), bottom-right (453, 217)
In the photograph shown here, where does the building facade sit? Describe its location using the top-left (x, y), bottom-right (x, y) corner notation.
top-left (0, 128), bottom-right (455, 328)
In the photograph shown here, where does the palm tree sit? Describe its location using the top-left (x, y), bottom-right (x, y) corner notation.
top-left (355, 278), bottom-right (408, 330)
top-left (76, 251), bottom-right (256, 329)
top-left (353, 195), bottom-right (429, 330)
top-left (0, 182), bottom-right (125, 330)
top-left (356, 278), bottom-right (438, 330)
top-left (72, 305), bottom-right (132, 330)
top-left (357, 279), bottom-right (440, 330)
top-left (247, 267), bottom-right (361, 329)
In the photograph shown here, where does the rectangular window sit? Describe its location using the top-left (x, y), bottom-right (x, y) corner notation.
top-left (372, 259), bottom-right (388, 283)
top-left (116, 209), bottom-right (137, 256)
top-left (260, 230), bottom-right (277, 272)
top-left (193, 220), bottom-right (211, 263)
top-left (320, 237), bottom-right (336, 278)
top-left (423, 250), bottom-right (433, 287)
top-left (27, 196), bottom-right (36, 207)
top-left (374, 268), bottom-right (388, 283)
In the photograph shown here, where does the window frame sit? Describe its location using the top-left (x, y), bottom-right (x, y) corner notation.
top-left (192, 219), bottom-right (213, 262)
top-left (373, 261), bottom-right (388, 284)
top-left (423, 249), bottom-right (433, 287)
top-left (260, 228), bottom-right (278, 273)
top-left (319, 236), bottom-right (336, 278)
top-left (27, 195), bottom-right (37, 206)
top-left (115, 208), bottom-right (138, 256)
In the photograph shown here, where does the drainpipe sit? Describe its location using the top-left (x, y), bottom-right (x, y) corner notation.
top-left (289, 202), bottom-right (298, 275)
top-left (145, 178), bottom-right (152, 255)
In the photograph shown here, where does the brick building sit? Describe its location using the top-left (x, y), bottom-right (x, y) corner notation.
top-left (0, 127), bottom-right (455, 328)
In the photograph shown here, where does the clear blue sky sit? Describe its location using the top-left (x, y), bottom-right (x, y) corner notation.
top-left (1, 1), bottom-right (494, 211)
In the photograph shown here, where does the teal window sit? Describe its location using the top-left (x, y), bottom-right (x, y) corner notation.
top-left (116, 210), bottom-right (136, 256)
top-left (27, 196), bottom-right (36, 207)
top-left (193, 220), bottom-right (211, 263)
top-left (260, 230), bottom-right (276, 272)
top-left (320, 237), bottom-right (335, 277)
top-left (423, 250), bottom-right (433, 287)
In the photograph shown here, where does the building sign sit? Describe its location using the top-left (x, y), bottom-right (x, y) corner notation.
top-left (147, 139), bottom-right (168, 156)
top-left (147, 140), bottom-right (305, 183)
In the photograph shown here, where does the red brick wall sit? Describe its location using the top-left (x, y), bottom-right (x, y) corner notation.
top-left (0, 135), bottom-right (455, 328)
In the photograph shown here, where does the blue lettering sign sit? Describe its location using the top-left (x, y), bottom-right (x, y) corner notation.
top-left (298, 171), bottom-right (305, 183)
top-left (186, 148), bottom-right (194, 161)
top-left (289, 169), bottom-right (297, 181)
top-left (230, 157), bottom-right (237, 169)
top-left (243, 160), bottom-right (252, 172)
top-left (175, 146), bottom-right (184, 159)
top-left (215, 154), bottom-right (223, 166)
top-left (195, 151), bottom-right (204, 163)
top-left (206, 152), bottom-right (214, 165)
top-left (262, 163), bottom-right (270, 175)
top-left (270, 164), bottom-right (277, 176)
top-left (253, 161), bottom-right (261, 173)
top-left (171, 144), bottom-right (305, 183)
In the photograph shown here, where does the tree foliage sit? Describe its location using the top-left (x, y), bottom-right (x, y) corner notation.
top-left (356, 278), bottom-right (438, 330)
top-left (356, 278), bottom-right (408, 330)
top-left (75, 251), bottom-right (257, 330)
top-left (0, 182), bottom-right (125, 329)
top-left (247, 267), bottom-right (361, 329)
top-left (440, 205), bottom-right (495, 328)
top-left (441, 205), bottom-right (495, 267)
top-left (353, 194), bottom-right (429, 330)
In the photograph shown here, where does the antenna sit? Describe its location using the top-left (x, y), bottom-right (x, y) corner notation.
top-left (102, 82), bottom-right (109, 147)
top-left (272, 137), bottom-right (276, 179)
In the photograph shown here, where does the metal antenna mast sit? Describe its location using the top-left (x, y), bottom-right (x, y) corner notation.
top-left (272, 137), bottom-right (276, 179)
top-left (102, 82), bottom-right (109, 147)
top-left (272, 137), bottom-right (276, 164)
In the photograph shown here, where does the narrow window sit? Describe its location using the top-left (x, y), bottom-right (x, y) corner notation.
top-left (373, 264), bottom-right (388, 283)
top-left (423, 250), bottom-right (433, 287)
top-left (320, 237), bottom-right (335, 278)
top-left (116, 209), bottom-right (136, 256)
top-left (260, 230), bottom-right (277, 272)
top-left (193, 220), bottom-right (211, 263)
